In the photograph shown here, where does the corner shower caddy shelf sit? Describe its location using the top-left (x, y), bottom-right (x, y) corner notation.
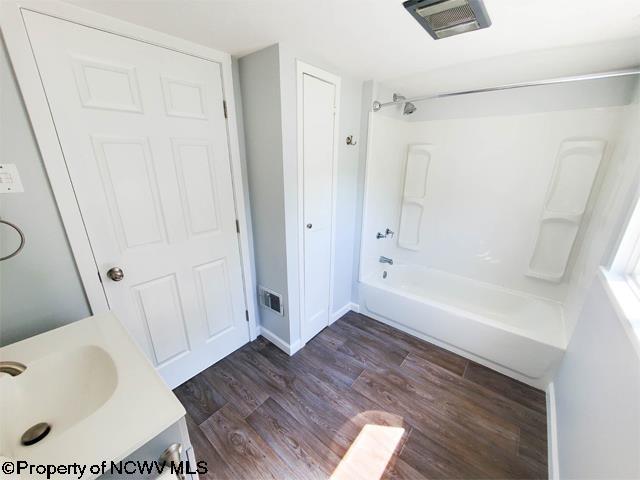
top-left (526, 138), bottom-right (606, 282)
top-left (398, 144), bottom-right (433, 250)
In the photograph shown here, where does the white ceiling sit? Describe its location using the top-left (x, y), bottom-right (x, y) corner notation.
top-left (69, 0), bottom-right (640, 94)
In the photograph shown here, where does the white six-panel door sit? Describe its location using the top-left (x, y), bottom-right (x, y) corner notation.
top-left (22, 10), bottom-right (249, 387)
top-left (301, 69), bottom-right (339, 343)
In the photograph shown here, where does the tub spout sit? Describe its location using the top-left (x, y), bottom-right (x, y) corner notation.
top-left (379, 256), bottom-right (394, 265)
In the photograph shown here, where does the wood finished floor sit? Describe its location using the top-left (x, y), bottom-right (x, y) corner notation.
top-left (174, 312), bottom-right (547, 479)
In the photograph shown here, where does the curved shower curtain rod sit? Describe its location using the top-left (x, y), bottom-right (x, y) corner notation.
top-left (372, 67), bottom-right (640, 111)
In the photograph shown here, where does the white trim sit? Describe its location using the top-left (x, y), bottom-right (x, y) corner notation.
top-left (0, 0), bottom-right (258, 339)
top-left (330, 302), bottom-right (360, 324)
top-left (599, 268), bottom-right (640, 358)
top-left (330, 303), bottom-right (352, 324)
top-left (609, 180), bottom-right (640, 273)
top-left (259, 326), bottom-right (303, 356)
top-left (546, 382), bottom-right (560, 480)
top-left (296, 60), bottom-right (341, 344)
top-left (357, 110), bottom-right (378, 283)
top-left (221, 56), bottom-right (260, 341)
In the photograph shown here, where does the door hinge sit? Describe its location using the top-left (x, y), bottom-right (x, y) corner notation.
top-left (223, 100), bottom-right (228, 119)
top-left (245, 310), bottom-right (249, 322)
top-left (235, 219), bottom-right (240, 233)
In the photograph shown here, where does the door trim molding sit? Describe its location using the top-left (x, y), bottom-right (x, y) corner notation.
top-left (0, 0), bottom-right (259, 340)
top-left (295, 60), bottom-right (341, 344)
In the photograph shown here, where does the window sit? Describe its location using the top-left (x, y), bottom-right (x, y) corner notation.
top-left (605, 193), bottom-right (640, 327)
top-left (626, 230), bottom-right (640, 299)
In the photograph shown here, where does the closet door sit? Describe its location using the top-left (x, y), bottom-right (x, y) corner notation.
top-left (300, 66), bottom-right (339, 343)
top-left (23, 10), bottom-right (250, 388)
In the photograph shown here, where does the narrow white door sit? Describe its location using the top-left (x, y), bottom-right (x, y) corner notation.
top-left (301, 71), bottom-right (338, 342)
top-left (23, 11), bottom-right (249, 388)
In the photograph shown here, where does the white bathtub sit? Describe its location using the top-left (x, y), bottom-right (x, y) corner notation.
top-left (359, 265), bottom-right (566, 384)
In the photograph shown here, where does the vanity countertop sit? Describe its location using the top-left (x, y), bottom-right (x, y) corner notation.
top-left (0, 313), bottom-right (185, 479)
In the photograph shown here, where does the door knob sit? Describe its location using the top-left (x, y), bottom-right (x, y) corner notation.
top-left (106, 267), bottom-right (124, 282)
top-left (306, 223), bottom-right (312, 229)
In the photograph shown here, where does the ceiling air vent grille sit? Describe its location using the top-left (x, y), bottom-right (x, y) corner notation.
top-left (420, 3), bottom-right (476, 30)
top-left (404, 0), bottom-right (492, 39)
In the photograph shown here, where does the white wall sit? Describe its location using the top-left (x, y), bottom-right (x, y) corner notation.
top-left (563, 81), bottom-right (640, 336)
top-left (360, 97), bottom-right (627, 302)
top-left (0, 37), bottom-right (90, 346)
top-left (403, 76), bottom-right (637, 122)
top-left (553, 278), bottom-right (640, 479)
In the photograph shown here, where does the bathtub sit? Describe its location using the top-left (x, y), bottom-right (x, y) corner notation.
top-left (359, 265), bottom-right (566, 384)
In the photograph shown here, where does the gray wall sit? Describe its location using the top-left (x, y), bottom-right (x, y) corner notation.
top-left (238, 43), bottom-right (364, 346)
top-left (0, 37), bottom-right (90, 347)
top-left (554, 279), bottom-right (640, 479)
top-left (552, 80), bottom-right (640, 478)
top-left (238, 45), bottom-right (291, 342)
top-left (330, 74), bottom-right (362, 314)
top-left (277, 42), bottom-right (363, 340)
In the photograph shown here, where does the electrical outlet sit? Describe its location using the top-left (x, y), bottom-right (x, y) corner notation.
top-left (0, 164), bottom-right (24, 193)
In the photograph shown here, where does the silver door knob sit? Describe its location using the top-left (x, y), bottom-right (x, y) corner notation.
top-left (106, 267), bottom-right (124, 282)
top-left (306, 223), bottom-right (312, 229)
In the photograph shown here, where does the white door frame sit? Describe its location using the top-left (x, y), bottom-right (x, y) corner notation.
top-left (0, 0), bottom-right (259, 340)
top-left (296, 60), bottom-right (341, 343)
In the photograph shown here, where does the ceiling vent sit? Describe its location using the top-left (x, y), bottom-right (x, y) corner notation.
top-left (404, 0), bottom-right (492, 39)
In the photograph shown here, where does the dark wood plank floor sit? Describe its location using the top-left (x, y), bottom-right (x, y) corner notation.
top-left (174, 311), bottom-right (547, 479)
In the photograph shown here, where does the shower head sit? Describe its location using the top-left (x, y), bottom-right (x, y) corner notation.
top-left (403, 102), bottom-right (417, 115)
top-left (393, 93), bottom-right (417, 115)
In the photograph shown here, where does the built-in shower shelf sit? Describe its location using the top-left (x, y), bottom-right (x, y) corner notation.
top-left (398, 144), bottom-right (433, 251)
top-left (527, 138), bottom-right (606, 282)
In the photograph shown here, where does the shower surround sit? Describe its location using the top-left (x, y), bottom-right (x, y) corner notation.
top-left (358, 100), bottom-right (629, 387)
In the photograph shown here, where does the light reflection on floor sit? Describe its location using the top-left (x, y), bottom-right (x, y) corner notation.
top-left (330, 424), bottom-right (405, 480)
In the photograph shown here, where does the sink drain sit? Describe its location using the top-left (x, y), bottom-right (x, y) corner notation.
top-left (21, 422), bottom-right (51, 446)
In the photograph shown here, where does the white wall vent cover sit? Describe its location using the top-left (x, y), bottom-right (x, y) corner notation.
top-left (398, 144), bottom-right (433, 251)
top-left (258, 285), bottom-right (284, 316)
top-left (526, 138), bottom-right (606, 282)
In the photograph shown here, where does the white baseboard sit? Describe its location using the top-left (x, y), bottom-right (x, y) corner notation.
top-left (330, 302), bottom-right (357, 324)
top-left (262, 302), bottom-right (360, 356)
top-left (546, 381), bottom-right (560, 480)
top-left (258, 326), bottom-right (302, 356)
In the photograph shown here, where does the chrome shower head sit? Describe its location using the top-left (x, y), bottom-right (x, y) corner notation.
top-left (403, 102), bottom-right (417, 115)
top-left (393, 93), bottom-right (417, 115)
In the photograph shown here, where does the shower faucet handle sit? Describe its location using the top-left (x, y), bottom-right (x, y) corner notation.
top-left (376, 228), bottom-right (395, 239)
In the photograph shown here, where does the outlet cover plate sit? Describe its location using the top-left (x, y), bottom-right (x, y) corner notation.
top-left (0, 164), bottom-right (24, 193)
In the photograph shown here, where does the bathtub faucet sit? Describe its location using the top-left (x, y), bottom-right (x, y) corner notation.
top-left (379, 256), bottom-right (394, 265)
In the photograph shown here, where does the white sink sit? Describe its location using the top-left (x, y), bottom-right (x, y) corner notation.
top-left (0, 313), bottom-right (185, 478)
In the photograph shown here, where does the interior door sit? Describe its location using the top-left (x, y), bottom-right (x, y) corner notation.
top-left (22, 11), bottom-right (249, 388)
top-left (302, 72), bottom-right (337, 342)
